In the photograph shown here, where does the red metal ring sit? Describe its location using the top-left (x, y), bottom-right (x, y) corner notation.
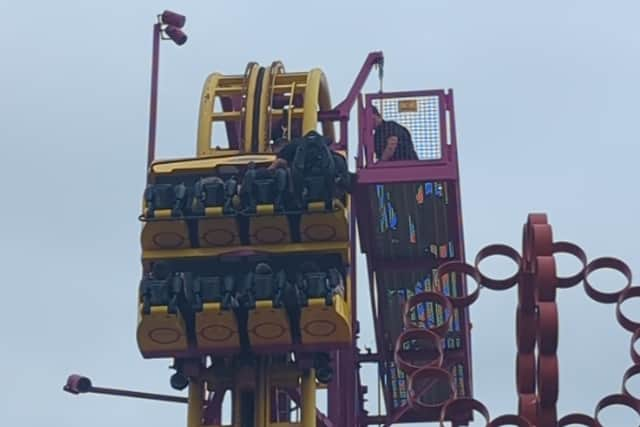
top-left (403, 291), bottom-right (453, 337)
top-left (535, 255), bottom-right (557, 302)
top-left (534, 256), bottom-right (558, 302)
top-left (516, 352), bottom-right (535, 394)
top-left (474, 244), bottom-right (522, 290)
top-left (553, 241), bottom-right (588, 289)
top-left (439, 397), bottom-right (490, 427)
top-left (616, 286), bottom-right (640, 333)
top-left (527, 213), bottom-right (548, 225)
top-left (537, 302), bottom-right (559, 354)
top-left (518, 273), bottom-right (537, 314)
top-left (558, 413), bottom-right (602, 427)
top-left (516, 308), bottom-right (537, 353)
top-left (537, 354), bottom-right (559, 407)
top-left (436, 261), bottom-right (481, 308)
top-left (522, 214), bottom-right (548, 272)
top-left (632, 329), bottom-right (640, 365)
top-left (407, 366), bottom-right (455, 410)
top-left (488, 414), bottom-right (534, 427)
top-left (517, 394), bottom-right (537, 425)
top-left (530, 224), bottom-right (553, 257)
top-left (537, 405), bottom-right (558, 427)
top-left (522, 224), bottom-right (533, 272)
top-left (394, 328), bottom-right (444, 375)
top-left (622, 364), bottom-right (640, 401)
top-left (594, 393), bottom-right (640, 423)
top-left (584, 257), bottom-right (632, 304)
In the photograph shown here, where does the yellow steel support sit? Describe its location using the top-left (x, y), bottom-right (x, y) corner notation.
top-left (267, 61), bottom-right (286, 145)
top-left (195, 63), bottom-right (336, 159)
top-left (255, 358), bottom-right (270, 426)
top-left (302, 68), bottom-right (334, 141)
top-left (256, 66), bottom-right (273, 153)
top-left (197, 63), bottom-right (260, 157)
top-left (197, 72), bottom-right (223, 156)
top-left (232, 365), bottom-right (256, 427)
top-left (242, 63), bottom-right (261, 153)
top-left (187, 377), bottom-right (204, 427)
top-left (300, 369), bottom-right (316, 427)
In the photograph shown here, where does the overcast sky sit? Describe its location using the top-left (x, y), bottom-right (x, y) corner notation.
top-left (2, 1), bottom-right (639, 426)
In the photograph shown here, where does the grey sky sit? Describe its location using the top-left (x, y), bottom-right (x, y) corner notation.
top-left (2, 0), bottom-right (639, 425)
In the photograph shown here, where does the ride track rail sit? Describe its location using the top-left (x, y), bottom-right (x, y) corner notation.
top-left (396, 213), bottom-right (640, 426)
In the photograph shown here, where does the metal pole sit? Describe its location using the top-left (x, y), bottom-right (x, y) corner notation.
top-left (88, 386), bottom-right (188, 404)
top-left (255, 358), bottom-right (268, 427)
top-left (187, 378), bottom-right (204, 427)
top-left (301, 369), bottom-right (316, 427)
top-left (147, 22), bottom-right (161, 179)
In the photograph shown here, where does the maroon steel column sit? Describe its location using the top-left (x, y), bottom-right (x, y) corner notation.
top-left (146, 22), bottom-right (161, 177)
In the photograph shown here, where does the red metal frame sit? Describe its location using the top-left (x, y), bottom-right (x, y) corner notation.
top-left (353, 88), bottom-right (473, 425)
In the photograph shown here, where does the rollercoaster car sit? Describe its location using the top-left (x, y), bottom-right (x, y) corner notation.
top-left (136, 63), bottom-right (353, 359)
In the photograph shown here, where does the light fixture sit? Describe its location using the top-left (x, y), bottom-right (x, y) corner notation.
top-left (160, 10), bottom-right (186, 28)
top-left (164, 25), bottom-right (188, 46)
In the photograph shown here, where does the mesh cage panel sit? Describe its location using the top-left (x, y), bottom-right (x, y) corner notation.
top-left (372, 96), bottom-right (442, 161)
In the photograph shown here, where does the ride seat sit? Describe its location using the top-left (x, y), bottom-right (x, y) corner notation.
top-left (291, 131), bottom-right (336, 211)
top-left (299, 199), bottom-right (348, 243)
top-left (140, 275), bottom-right (183, 314)
top-left (195, 175), bottom-right (241, 248)
top-left (304, 170), bottom-right (333, 205)
top-left (194, 273), bottom-right (240, 352)
top-left (300, 293), bottom-right (351, 347)
top-left (185, 275), bottom-right (228, 314)
top-left (141, 183), bottom-right (192, 251)
top-left (144, 183), bottom-right (190, 217)
top-left (193, 173), bottom-right (238, 215)
top-left (136, 275), bottom-right (188, 356)
top-left (244, 168), bottom-right (292, 245)
top-left (246, 264), bottom-right (291, 347)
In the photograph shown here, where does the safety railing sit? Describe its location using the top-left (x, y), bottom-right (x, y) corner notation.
top-left (358, 89), bottom-right (458, 175)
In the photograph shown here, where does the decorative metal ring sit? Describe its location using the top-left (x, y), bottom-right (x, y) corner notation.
top-left (516, 352), bottom-right (535, 394)
top-left (488, 414), bottom-right (534, 427)
top-left (517, 393), bottom-right (537, 425)
top-left (534, 256), bottom-right (558, 302)
top-left (536, 405), bottom-right (558, 427)
top-left (537, 354), bottom-right (559, 407)
top-left (403, 291), bottom-right (453, 338)
top-left (475, 244), bottom-right (522, 291)
top-left (529, 223), bottom-right (554, 258)
top-left (558, 413), bottom-right (602, 427)
top-left (594, 393), bottom-right (640, 424)
top-left (407, 366), bottom-right (455, 410)
top-left (439, 397), bottom-right (490, 427)
top-left (537, 302), bottom-right (559, 355)
top-left (583, 257), bottom-right (632, 304)
top-left (518, 272), bottom-right (537, 314)
top-left (527, 213), bottom-right (548, 225)
top-left (436, 261), bottom-right (481, 308)
top-left (632, 329), bottom-right (640, 365)
top-left (616, 286), bottom-right (640, 333)
top-left (394, 328), bottom-right (444, 376)
top-left (622, 364), bottom-right (640, 401)
top-left (516, 308), bottom-right (537, 353)
top-left (552, 241), bottom-right (588, 289)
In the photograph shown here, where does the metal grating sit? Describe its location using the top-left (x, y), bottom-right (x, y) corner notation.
top-left (370, 181), bottom-right (453, 259)
top-left (372, 96), bottom-right (442, 160)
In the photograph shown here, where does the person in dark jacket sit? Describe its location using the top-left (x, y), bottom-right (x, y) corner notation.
top-left (372, 106), bottom-right (418, 161)
top-left (268, 131), bottom-right (353, 195)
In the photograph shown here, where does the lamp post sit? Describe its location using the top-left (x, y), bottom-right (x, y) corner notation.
top-left (63, 374), bottom-right (188, 404)
top-left (147, 10), bottom-right (188, 178)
